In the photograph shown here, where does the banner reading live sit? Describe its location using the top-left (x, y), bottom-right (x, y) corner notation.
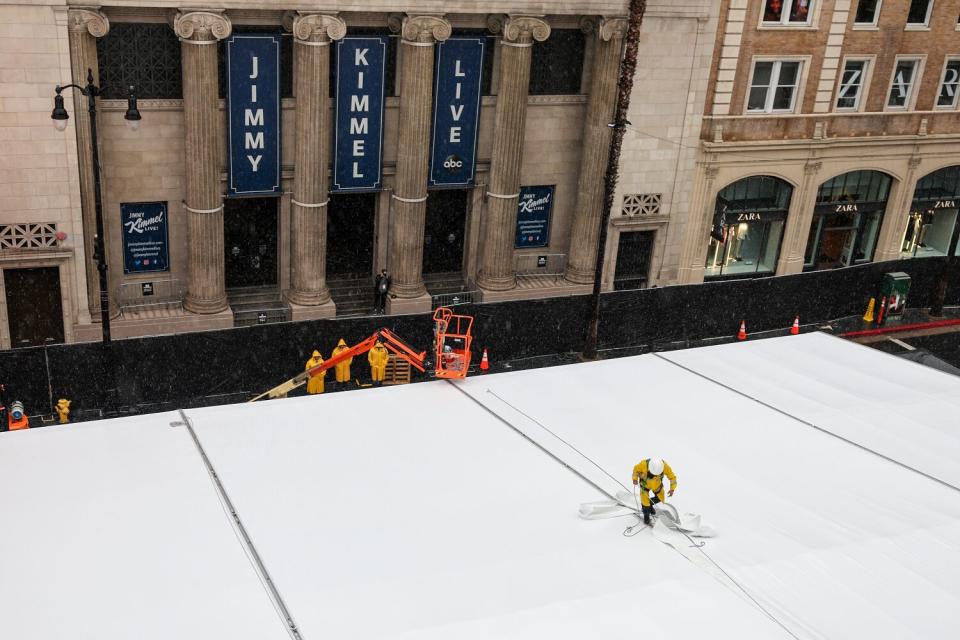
top-left (121, 201), bottom-right (169, 274)
top-left (333, 37), bottom-right (387, 192)
top-left (226, 34), bottom-right (281, 196)
top-left (429, 37), bottom-right (484, 188)
top-left (515, 185), bottom-right (554, 248)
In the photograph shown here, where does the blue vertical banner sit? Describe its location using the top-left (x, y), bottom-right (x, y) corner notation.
top-left (333, 37), bottom-right (387, 192)
top-left (226, 34), bottom-right (281, 196)
top-left (515, 185), bottom-right (555, 248)
top-left (121, 201), bottom-right (169, 273)
top-left (429, 37), bottom-right (484, 187)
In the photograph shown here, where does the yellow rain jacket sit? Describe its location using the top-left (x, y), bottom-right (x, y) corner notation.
top-left (368, 342), bottom-right (389, 382)
top-left (632, 459), bottom-right (677, 507)
top-left (305, 350), bottom-right (326, 394)
top-left (332, 339), bottom-right (353, 383)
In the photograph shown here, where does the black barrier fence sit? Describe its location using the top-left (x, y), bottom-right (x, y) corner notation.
top-left (1, 256), bottom-right (958, 419)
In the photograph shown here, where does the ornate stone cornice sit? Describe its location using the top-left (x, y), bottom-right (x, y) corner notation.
top-left (496, 15), bottom-right (550, 44)
top-left (289, 12), bottom-right (346, 43)
top-left (172, 9), bottom-right (232, 42)
top-left (68, 7), bottom-right (109, 38)
top-left (598, 17), bottom-right (628, 41)
top-left (400, 14), bottom-right (451, 43)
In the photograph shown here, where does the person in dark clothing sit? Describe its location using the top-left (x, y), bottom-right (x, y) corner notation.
top-left (374, 269), bottom-right (390, 315)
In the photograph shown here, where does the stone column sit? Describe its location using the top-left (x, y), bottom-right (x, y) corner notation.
top-left (67, 8), bottom-right (111, 320)
top-left (875, 156), bottom-right (922, 261)
top-left (285, 12), bottom-right (345, 319)
top-left (776, 161), bottom-right (821, 275)
top-left (385, 14), bottom-right (451, 315)
top-left (173, 10), bottom-right (231, 314)
top-left (676, 164), bottom-right (719, 284)
top-left (476, 15), bottom-right (550, 292)
top-left (564, 17), bottom-right (627, 285)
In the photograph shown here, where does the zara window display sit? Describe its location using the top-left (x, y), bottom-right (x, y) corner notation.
top-left (762, 0), bottom-right (815, 26)
top-left (854, 0), bottom-right (882, 27)
top-left (936, 58), bottom-right (960, 108)
top-left (902, 165), bottom-right (960, 258)
top-left (704, 176), bottom-right (791, 280)
top-left (906, 0), bottom-right (934, 28)
top-left (886, 58), bottom-right (923, 109)
top-left (804, 170), bottom-right (891, 271)
top-left (747, 60), bottom-right (803, 113)
top-left (836, 59), bottom-right (871, 110)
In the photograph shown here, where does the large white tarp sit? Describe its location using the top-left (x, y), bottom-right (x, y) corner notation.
top-left (187, 387), bottom-right (788, 639)
top-left (0, 413), bottom-right (289, 640)
top-left (2, 333), bottom-right (959, 639)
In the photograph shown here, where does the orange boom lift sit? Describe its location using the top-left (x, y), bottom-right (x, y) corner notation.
top-left (433, 306), bottom-right (474, 379)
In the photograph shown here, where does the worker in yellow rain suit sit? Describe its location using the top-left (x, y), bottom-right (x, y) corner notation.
top-left (55, 398), bottom-right (71, 424)
top-left (331, 338), bottom-right (353, 384)
top-left (368, 340), bottom-right (389, 385)
top-left (305, 350), bottom-right (326, 395)
top-left (632, 458), bottom-right (677, 525)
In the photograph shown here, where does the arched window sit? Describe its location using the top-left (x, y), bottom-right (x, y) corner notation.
top-left (903, 166), bottom-right (960, 257)
top-left (705, 176), bottom-right (792, 279)
top-left (805, 170), bottom-right (892, 270)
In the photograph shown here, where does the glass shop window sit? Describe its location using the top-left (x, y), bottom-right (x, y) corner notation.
top-left (529, 29), bottom-right (586, 95)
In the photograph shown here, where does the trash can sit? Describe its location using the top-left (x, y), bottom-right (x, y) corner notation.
top-left (879, 272), bottom-right (910, 323)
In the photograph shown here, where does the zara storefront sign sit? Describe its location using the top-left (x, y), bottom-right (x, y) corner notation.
top-left (226, 34), bottom-right (281, 196)
top-left (333, 37), bottom-right (387, 192)
top-left (515, 185), bottom-right (554, 248)
top-left (121, 202), bottom-right (169, 274)
top-left (429, 37), bottom-right (484, 188)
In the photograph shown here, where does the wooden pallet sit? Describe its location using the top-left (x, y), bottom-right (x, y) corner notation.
top-left (383, 354), bottom-right (412, 385)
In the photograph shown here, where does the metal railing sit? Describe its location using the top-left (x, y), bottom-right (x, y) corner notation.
top-left (514, 252), bottom-right (567, 277)
top-left (431, 290), bottom-right (478, 308)
top-left (116, 278), bottom-right (185, 315)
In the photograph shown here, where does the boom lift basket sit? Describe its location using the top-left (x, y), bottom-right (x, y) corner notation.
top-left (433, 307), bottom-right (474, 379)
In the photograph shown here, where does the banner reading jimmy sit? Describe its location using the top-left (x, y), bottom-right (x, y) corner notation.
top-left (333, 37), bottom-right (387, 192)
top-left (121, 202), bottom-right (169, 274)
top-left (429, 37), bottom-right (484, 188)
top-left (515, 185), bottom-right (554, 248)
top-left (226, 34), bottom-right (281, 197)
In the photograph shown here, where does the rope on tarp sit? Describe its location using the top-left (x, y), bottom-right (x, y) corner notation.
top-left (654, 353), bottom-right (960, 494)
top-left (173, 409), bottom-right (304, 640)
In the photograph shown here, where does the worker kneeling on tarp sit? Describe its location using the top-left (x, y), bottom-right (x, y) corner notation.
top-left (632, 457), bottom-right (677, 525)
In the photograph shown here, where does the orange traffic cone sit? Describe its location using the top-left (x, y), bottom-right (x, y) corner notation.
top-left (737, 320), bottom-right (747, 341)
top-left (480, 348), bottom-right (490, 371)
top-left (790, 316), bottom-right (800, 335)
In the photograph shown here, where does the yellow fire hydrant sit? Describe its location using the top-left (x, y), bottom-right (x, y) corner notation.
top-left (55, 398), bottom-right (71, 424)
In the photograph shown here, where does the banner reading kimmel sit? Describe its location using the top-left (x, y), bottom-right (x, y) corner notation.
top-left (226, 34), bottom-right (281, 196)
top-left (429, 37), bottom-right (484, 188)
top-left (333, 37), bottom-right (387, 192)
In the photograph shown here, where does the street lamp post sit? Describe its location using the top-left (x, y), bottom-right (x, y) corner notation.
top-left (51, 68), bottom-right (140, 344)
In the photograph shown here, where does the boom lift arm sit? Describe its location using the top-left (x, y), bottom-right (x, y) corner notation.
top-left (250, 329), bottom-right (426, 402)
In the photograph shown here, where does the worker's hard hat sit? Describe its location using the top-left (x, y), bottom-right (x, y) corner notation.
top-left (648, 458), bottom-right (665, 475)
top-left (338, 338), bottom-right (347, 346)
top-left (312, 350), bottom-right (321, 357)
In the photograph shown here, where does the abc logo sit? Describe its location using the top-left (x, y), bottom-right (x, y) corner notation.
top-left (443, 155), bottom-right (464, 171)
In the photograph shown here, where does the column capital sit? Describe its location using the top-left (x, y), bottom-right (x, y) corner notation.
top-left (172, 9), bottom-right (232, 43)
top-left (68, 7), bottom-right (110, 38)
top-left (580, 16), bottom-right (627, 41)
top-left (287, 12), bottom-right (346, 43)
top-left (398, 14), bottom-right (451, 44)
top-left (804, 160), bottom-right (823, 175)
top-left (489, 15), bottom-right (550, 44)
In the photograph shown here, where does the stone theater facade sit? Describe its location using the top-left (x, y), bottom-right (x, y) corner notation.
top-left (0, 0), bottom-right (717, 347)
top-left (681, 0), bottom-right (960, 284)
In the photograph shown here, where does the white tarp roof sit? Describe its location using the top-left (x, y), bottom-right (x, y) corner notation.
top-left (2, 332), bottom-right (959, 639)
